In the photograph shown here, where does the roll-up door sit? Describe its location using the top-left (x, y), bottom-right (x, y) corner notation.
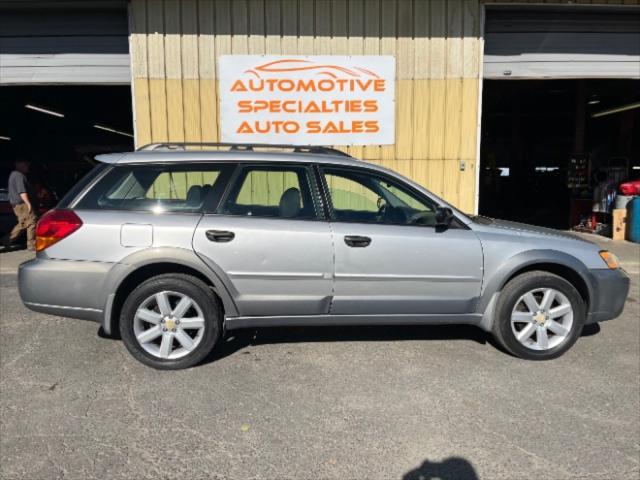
top-left (484, 6), bottom-right (640, 79)
top-left (0, 1), bottom-right (130, 84)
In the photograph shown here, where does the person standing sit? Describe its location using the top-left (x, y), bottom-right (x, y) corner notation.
top-left (2, 159), bottom-right (37, 251)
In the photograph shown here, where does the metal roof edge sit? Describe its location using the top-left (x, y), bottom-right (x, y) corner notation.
top-left (95, 152), bottom-right (128, 164)
top-left (94, 149), bottom-right (363, 165)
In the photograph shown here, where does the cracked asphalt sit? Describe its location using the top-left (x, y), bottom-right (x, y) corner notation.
top-left (1, 234), bottom-right (638, 480)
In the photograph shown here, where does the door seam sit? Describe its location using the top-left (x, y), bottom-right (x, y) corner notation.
top-left (327, 221), bottom-right (337, 314)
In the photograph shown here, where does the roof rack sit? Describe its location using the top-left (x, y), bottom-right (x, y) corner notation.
top-left (137, 142), bottom-right (354, 158)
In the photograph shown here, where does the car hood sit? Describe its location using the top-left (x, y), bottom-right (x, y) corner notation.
top-left (472, 216), bottom-right (592, 243)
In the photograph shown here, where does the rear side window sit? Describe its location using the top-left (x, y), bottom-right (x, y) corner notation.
top-left (75, 163), bottom-right (234, 213)
top-left (219, 165), bottom-right (319, 220)
top-left (58, 163), bottom-right (109, 208)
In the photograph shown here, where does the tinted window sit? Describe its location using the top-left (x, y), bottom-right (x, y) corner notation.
top-left (75, 164), bottom-right (233, 213)
top-left (219, 165), bottom-right (318, 219)
top-left (58, 163), bottom-right (109, 208)
top-left (323, 168), bottom-right (437, 226)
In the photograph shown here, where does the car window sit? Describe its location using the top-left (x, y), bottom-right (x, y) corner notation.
top-left (145, 171), bottom-right (221, 200)
top-left (322, 167), bottom-right (437, 226)
top-left (219, 165), bottom-right (318, 220)
top-left (326, 175), bottom-right (380, 213)
top-left (58, 163), bottom-right (109, 208)
top-left (74, 164), bottom-right (233, 213)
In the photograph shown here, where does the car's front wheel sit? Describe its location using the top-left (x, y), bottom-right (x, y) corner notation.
top-left (492, 271), bottom-right (586, 360)
top-left (120, 274), bottom-right (221, 369)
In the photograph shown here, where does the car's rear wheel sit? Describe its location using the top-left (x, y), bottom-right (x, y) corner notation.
top-left (492, 271), bottom-right (586, 360)
top-left (120, 274), bottom-right (221, 369)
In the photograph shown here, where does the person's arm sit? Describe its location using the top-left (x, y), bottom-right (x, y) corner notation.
top-left (19, 192), bottom-right (32, 212)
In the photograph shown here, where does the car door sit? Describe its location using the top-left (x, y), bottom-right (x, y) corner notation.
top-left (320, 166), bottom-right (483, 316)
top-left (193, 163), bottom-right (333, 317)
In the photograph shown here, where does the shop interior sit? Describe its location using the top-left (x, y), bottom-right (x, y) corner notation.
top-left (479, 79), bottom-right (640, 231)
top-left (0, 86), bottom-right (134, 210)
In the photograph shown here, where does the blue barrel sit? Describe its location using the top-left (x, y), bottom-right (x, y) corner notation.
top-left (628, 196), bottom-right (640, 243)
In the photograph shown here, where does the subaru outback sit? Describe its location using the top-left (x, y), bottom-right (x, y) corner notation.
top-left (18, 143), bottom-right (629, 369)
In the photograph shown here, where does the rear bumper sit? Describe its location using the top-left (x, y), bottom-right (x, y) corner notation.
top-left (18, 256), bottom-right (113, 323)
top-left (586, 268), bottom-right (630, 324)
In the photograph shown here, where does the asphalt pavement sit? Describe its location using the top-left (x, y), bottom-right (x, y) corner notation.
top-left (0, 234), bottom-right (638, 480)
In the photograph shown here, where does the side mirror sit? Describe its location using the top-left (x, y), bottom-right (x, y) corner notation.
top-left (435, 206), bottom-right (454, 228)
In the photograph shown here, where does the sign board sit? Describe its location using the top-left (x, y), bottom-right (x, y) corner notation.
top-left (219, 55), bottom-right (395, 145)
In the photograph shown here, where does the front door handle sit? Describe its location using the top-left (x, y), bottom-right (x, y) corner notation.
top-left (206, 230), bottom-right (235, 243)
top-left (344, 235), bottom-right (371, 248)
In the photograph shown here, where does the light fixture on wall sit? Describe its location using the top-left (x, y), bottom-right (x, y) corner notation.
top-left (592, 101), bottom-right (640, 118)
top-left (25, 104), bottom-right (65, 118)
top-left (587, 95), bottom-right (600, 105)
top-left (93, 124), bottom-right (133, 137)
top-left (0, 136), bottom-right (11, 141)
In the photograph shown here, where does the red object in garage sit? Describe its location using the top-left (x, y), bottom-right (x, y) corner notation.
top-left (619, 180), bottom-right (640, 196)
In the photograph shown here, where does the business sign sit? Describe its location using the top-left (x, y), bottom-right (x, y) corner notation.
top-left (219, 55), bottom-right (395, 145)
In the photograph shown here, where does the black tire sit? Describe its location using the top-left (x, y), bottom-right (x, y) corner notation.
top-left (120, 274), bottom-right (222, 370)
top-left (492, 271), bottom-right (586, 360)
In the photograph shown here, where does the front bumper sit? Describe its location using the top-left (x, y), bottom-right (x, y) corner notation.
top-left (586, 268), bottom-right (630, 324)
top-left (18, 256), bottom-right (113, 323)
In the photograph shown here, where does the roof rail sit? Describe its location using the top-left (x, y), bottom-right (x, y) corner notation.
top-left (137, 142), bottom-right (354, 158)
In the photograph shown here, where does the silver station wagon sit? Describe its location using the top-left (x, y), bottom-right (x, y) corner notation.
top-left (19, 143), bottom-right (629, 369)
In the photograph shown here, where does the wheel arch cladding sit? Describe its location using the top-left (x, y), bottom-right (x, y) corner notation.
top-left (103, 249), bottom-right (238, 336)
top-left (478, 250), bottom-right (592, 320)
top-left (502, 263), bottom-right (590, 307)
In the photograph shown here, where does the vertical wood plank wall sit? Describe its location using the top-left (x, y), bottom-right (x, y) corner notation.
top-left (130, 0), bottom-right (483, 212)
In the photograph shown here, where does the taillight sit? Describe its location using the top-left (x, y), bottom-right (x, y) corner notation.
top-left (35, 209), bottom-right (83, 252)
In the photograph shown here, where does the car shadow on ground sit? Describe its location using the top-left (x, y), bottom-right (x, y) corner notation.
top-left (403, 456), bottom-right (479, 480)
top-left (204, 321), bottom-right (602, 365)
top-left (582, 322), bottom-right (601, 337)
top-left (97, 320), bottom-right (601, 365)
top-left (206, 323), bottom-right (492, 363)
top-left (210, 322), bottom-right (506, 364)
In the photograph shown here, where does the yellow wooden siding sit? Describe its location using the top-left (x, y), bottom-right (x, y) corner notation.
top-left (130, 0), bottom-right (482, 212)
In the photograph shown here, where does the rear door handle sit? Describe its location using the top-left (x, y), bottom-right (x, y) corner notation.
top-left (206, 230), bottom-right (235, 243)
top-left (344, 235), bottom-right (371, 248)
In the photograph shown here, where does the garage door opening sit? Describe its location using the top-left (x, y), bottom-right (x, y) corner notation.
top-left (478, 79), bottom-right (640, 230)
top-left (0, 86), bottom-right (134, 207)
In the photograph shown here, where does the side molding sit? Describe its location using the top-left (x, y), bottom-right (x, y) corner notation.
top-left (225, 313), bottom-right (483, 330)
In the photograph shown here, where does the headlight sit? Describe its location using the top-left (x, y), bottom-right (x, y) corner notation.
top-left (599, 250), bottom-right (620, 269)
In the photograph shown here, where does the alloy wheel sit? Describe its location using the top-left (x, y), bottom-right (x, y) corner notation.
top-left (133, 291), bottom-right (206, 360)
top-left (510, 288), bottom-right (574, 351)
